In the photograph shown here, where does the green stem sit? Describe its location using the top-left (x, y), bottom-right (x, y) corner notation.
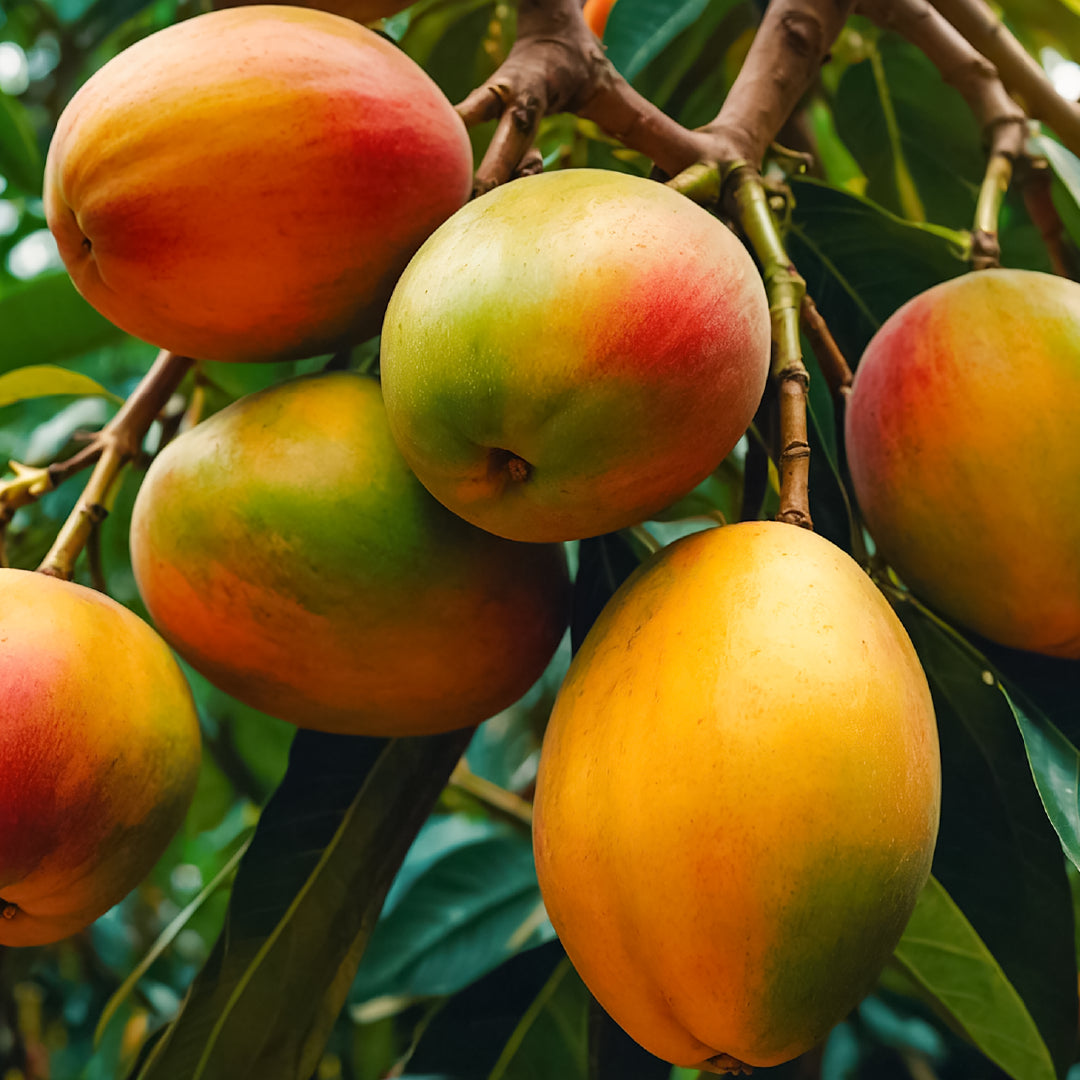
top-left (971, 152), bottom-right (1012, 269)
top-left (727, 165), bottom-right (813, 529)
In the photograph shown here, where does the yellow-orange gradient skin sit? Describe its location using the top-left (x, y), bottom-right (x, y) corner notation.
top-left (380, 169), bottom-right (771, 543)
top-left (44, 6), bottom-right (473, 363)
top-left (129, 373), bottom-right (571, 736)
top-left (845, 270), bottom-right (1080, 658)
top-left (534, 522), bottom-right (940, 1070)
top-left (0, 570), bottom-right (200, 947)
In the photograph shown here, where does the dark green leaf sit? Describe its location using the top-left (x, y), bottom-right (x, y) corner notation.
top-left (0, 90), bottom-right (44, 194)
top-left (786, 176), bottom-right (969, 361)
top-left (1005, 689), bottom-right (1080, 872)
top-left (487, 957), bottom-right (590, 1080)
top-left (571, 533), bottom-right (643, 653)
top-left (893, 876), bottom-right (1056, 1080)
top-left (0, 364), bottom-right (122, 406)
top-left (406, 942), bottom-right (566, 1079)
top-left (895, 600), bottom-right (1078, 1074)
top-left (0, 273), bottom-right (127, 372)
top-left (135, 729), bottom-right (471, 1080)
top-left (603, 0), bottom-right (715, 80)
top-left (350, 815), bottom-right (553, 1003)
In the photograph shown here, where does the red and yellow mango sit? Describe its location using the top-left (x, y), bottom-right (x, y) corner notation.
top-left (0, 570), bottom-right (200, 947)
top-left (130, 372), bottom-right (570, 735)
top-left (534, 522), bottom-right (940, 1070)
top-left (845, 269), bottom-right (1080, 658)
top-left (44, 6), bottom-right (473, 363)
top-left (380, 168), bottom-right (771, 543)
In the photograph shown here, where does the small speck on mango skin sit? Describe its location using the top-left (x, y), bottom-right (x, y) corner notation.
top-left (129, 372), bottom-right (571, 736)
top-left (846, 269), bottom-right (1080, 659)
top-left (43, 5), bottom-right (473, 364)
top-left (0, 569), bottom-right (201, 947)
top-left (533, 521), bottom-right (940, 1070)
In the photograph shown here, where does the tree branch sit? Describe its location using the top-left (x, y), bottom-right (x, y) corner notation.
top-left (37, 350), bottom-right (193, 580)
top-left (1021, 155), bottom-right (1078, 278)
top-left (859, 0), bottom-right (1027, 267)
top-left (929, 0), bottom-right (1080, 159)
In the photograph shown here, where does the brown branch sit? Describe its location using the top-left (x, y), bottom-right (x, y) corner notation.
top-left (859, 0), bottom-right (1027, 268)
top-left (800, 293), bottom-right (853, 405)
top-left (457, 0), bottom-right (857, 191)
top-left (456, 0), bottom-right (702, 190)
top-left (37, 350), bottom-right (193, 580)
top-left (929, 0), bottom-right (1080, 159)
top-left (1021, 156), bottom-right (1079, 278)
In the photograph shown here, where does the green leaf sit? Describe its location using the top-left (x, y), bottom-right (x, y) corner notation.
top-left (349, 815), bottom-right (554, 1003)
top-left (1005, 688), bottom-right (1080, 872)
top-left (405, 942), bottom-right (566, 1077)
top-left (0, 91), bottom-right (44, 195)
top-left (0, 273), bottom-right (127, 372)
top-left (0, 364), bottom-right (122, 407)
top-left (487, 957), bottom-right (591, 1080)
top-left (833, 33), bottom-right (983, 227)
top-left (95, 836), bottom-right (252, 1046)
top-left (786, 176), bottom-right (969, 361)
top-left (604, 0), bottom-right (715, 80)
top-left (136, 729), bottom-right (471, 1080)
top-left (895, 600), bottom-right (1079, 1074)
top-left (893, 877), bottom-right (1056, 1080)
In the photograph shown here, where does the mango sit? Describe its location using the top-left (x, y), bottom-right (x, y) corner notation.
top-left (44, 6), bottom-right (473, 363)
top-left (0, 569), bottom-right (200, 947)
top-left (380, 168), bottom-right (770, 543)
top-left (213, 0), bottom-right (411, 22)
top-left (845, 269), bottom-right (1080, 658)
top-left (129, 372), bottom-right (570, 735)
top-left (533, 522), bottom-right (940, 1071)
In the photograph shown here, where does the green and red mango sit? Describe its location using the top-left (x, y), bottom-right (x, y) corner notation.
top-left (380, 168), bottom-right (771, 543)
top-left (44, 6), bottom-right (473, 363)
top-left (846, 269), bottom-right (1080, 658)
top-left (130, 373), bottom-right (570, 735)
top-left (0, 570), bottom-right (200, 947)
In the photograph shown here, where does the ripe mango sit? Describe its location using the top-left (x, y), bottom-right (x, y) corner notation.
top-left (130, 373), bottom-right (570, 735)
top-left (380, 169), bottom-right (770, 543)
top-left (0, 569), bottom-right (200, 947)
top-left (845, 269), bottom-right (1080, 658)
top-left (44, 6), bottom-right (473, 363)
top-left (533, 522), bottom-right (940, 1070)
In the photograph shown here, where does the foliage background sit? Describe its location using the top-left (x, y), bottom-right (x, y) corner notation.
top-left (0, 0), bottom-right (1079, 1078)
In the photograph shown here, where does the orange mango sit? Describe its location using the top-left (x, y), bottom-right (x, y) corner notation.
top-left (0, 570), bottom-right (200, 947)
top-left (130, 372), bottom-right (570, 735)
top-left (534, 522), bottom-right (940, 1070)
top-left (44, 6), bottom-right (473, 363)
top-left (845, 269), bottom-right (1080, 658)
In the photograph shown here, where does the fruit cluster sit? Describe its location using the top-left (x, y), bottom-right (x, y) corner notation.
top-left (12, 1), bottom-right (1079, 1071)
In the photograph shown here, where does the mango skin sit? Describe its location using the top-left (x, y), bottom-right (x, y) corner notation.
top-left (214, 0), bottom-right (410, 22)
top-left (44, 6), bottom-right (473, 363)
top-left (129, 373), bottom-right (571, 735)
top-left (845, 269), bottom-right (1080, 658)
top-left (534, 522), bottom-right (940, 1070)
top-left (380, 169), bottom-right (771, 543)
top-left (0, 569), bottom-right (200, 947)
